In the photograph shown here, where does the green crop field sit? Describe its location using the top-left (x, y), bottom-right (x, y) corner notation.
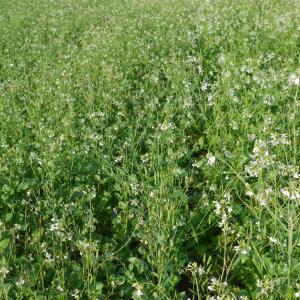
top-left (0, 0), bottom-right (299, 299)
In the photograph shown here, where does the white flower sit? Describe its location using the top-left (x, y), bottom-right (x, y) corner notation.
top-left (218, 54), bottom-right (225, 63)
top-left (213, 201), bottom-right (221, 215)
top-left (245, 190), bottom-right (254, 197)
top-left (45, 251), bottom-right (54, 262)
top-left (281, 188), bottom-right (290, 198)
top-left (281, 188), bottom-right (300, 201)
top-left (256, 279), bottom-right (263, 288)
top-left (192, 161), bottom-right (201, 168)
top-left (140, 153), bottom-right (150, 163)
top-left (207, 154), bottom-right (216, 166)
top-left (288, 74), bottom-right (300, 86)
top-left (233, 245), bottom-right (240, 252)
top-left (71, 289), bottom-right (80, 299)
top-left (211, 277), bottom-right (217, 283)
top-left (0, 267), bottom-right (9, 278)
top-left (207, 94), bottom-right (214, 106)
top-left (149, 191), bottom-right (156, 198)
top-left (136, 289), bottom-right (143, 297)
top-left (196, 266), bottom-right (205, 275)
top-left (256, 194), bottom-right (267, 206)
top-left (16, 278), bottom-right (25, 287)
top-left (245, 139), bottom-right (275, 177)
top-left (208, 285), bottom-right (215, 291)
top-left (57, 285), bottom-right (63, 292)
top-left (201, 82), bottom-right (208, 91)
top-left (114, 155), bottom-right (123, 163)
top-left (14, 224), bottom-right (21, 230)
top-left (241, 249), bottom-right (248, 255)
top-left (158, 122), bottom-right (174, 131)
top-left (295, 291), bottom-right (300, 298)
top-left (269, 237), bottom-right (279, 244)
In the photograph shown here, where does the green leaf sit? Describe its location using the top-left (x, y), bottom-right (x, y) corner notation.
top-left (5, 213), bottom-right (13, 222)
top-left (0, 239), bottom-right (10, 251)
top-left (17, 181), bottom-right (29, 191)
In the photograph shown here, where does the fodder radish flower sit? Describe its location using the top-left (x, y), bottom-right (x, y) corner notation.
top-left (207, 153), bottom-right (216, 166)
top-left (288, 74), bottom-right (300, 86)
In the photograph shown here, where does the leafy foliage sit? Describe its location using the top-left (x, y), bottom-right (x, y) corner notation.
top-left (0, 0), bottom-right (299, 299)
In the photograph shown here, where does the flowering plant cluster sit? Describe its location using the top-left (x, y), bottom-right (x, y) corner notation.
top-left (0, 0), bottom-right (299, 299)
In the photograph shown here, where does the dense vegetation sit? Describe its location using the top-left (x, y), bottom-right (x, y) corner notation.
top-left (0, 0), bottom-right (299, 299)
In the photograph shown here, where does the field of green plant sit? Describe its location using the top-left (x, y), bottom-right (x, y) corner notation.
top-left (0, 0), bottom-right (299, 299)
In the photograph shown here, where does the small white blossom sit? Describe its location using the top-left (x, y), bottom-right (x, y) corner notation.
top-left (201, 82), bottom-right (208, 91)
top-left (16, 278), bottom-right (25, 287)
top-left (14, 224), bottom-right (21, 230)
top-left (57, 285), bottom-right (63, 292)
top-left (207, 154), bottom-right (216, 166)
top-left (0, 267), bottom-right (9, 278)
top-left (71, 289), bottom-right (80, 299)
top-left (245, 190), bottom-right (254, 197)
top-left (269, 237), bottom-right (279, 244)
top-left (136, 289), bottom-right (143, 297)
top-left (288, 74), bottom-right (300, 86)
